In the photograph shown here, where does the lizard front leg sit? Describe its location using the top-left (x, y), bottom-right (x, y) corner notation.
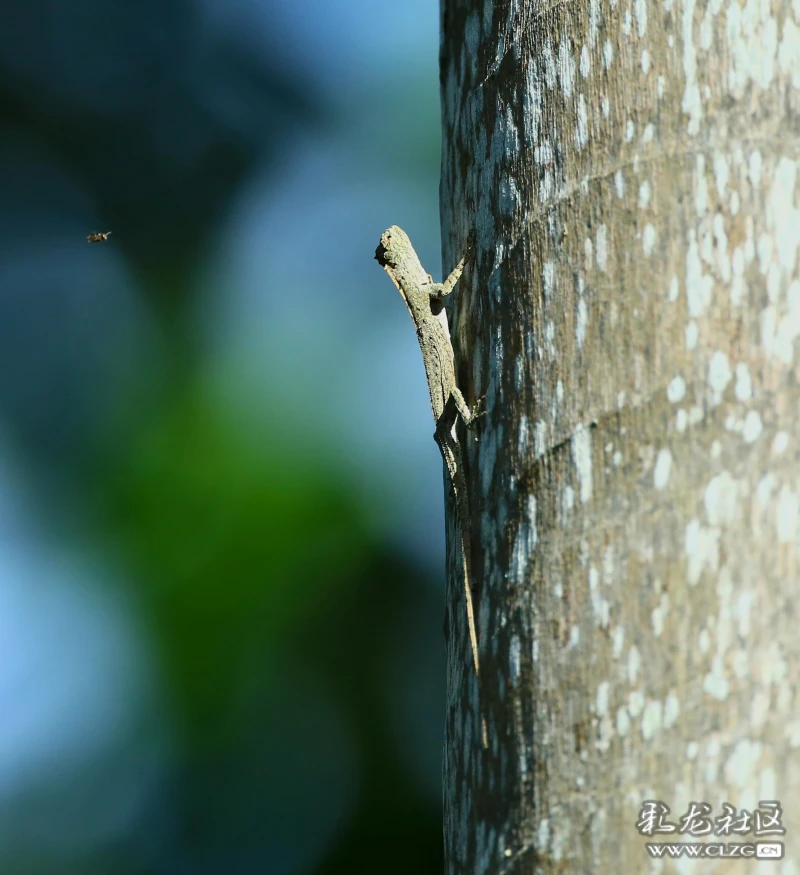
top-left (427, 230), bottom-right (476, 300)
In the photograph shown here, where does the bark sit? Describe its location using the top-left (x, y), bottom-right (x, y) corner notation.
top-left (439, 0), bottom-right (800, 871)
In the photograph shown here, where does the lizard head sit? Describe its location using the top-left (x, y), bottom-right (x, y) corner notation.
top-left (374, 225), bottom-right (410, 268)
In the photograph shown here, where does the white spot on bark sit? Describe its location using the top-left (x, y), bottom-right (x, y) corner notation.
top-left (779, 14), bottom-right (800, 86)
top-left (760, 766), bottom-right (777, 800)
top-left (757, 474), bottom-right (775, 509)
top-left (572, 424), bottom-right (592, 503)
top-left (537, 818), bottom-right (550, 850)
top-left (724, 739), bottom-right (762, 789)
top-left (557, 38), bottom-right (575, 99)
top-left (639, 181), bottom-right (650, 208)
top-left (602, 545), bottom-right (614, 585)
top-left (713, 212), bottom-right (731, 282)
top-left (681, 0), bottom-right (702, 134)
top-left (742, 410), bottom-right (763, 443)
top-left (596, 680), bottom-right (610, 715)
top-left (643, 223), bottom-right (657, 255)
top-left (615, 169), bottom-right (625, 199)
top-left (767, 263), bottom-right (781, 304)
top-left (575, 94), bottom-right (588, 149)
top-left (542, 260), bottom-right (556, 300)
top-left (777, 486), bottom-right (799, 543)
top-left (731, 246), bottom-right (746, 307)
top-left (540, 170), bottom-right (553, 203)
top-left (641, 700), bottom-right (663, 740)
top-left (510, 635), bottom-right (521, 685)
top-left (589, 0), bottom-right (601, 47)
top-left (685, 519), bottom-right (720, 584)
top-left (641, 49), bottom-right (651, 74)
top-left (734, 362), bottom-right (752, 401)
top-left (736, 590), bottom-right (754, 638)
top-left (580, 44), bottom-right (591, 77)
top-left (760, 281), bottom-right (800, 364)
top-left (612, 626), bottom-right (625, 657)
top-left (535, 140), bottom-right (553, 165)
top-left (499, 176), bottom-right (520, 215)
top-left (654, 448), bottom-right (672, 490)
top-left (628, 645), bottom-right (641, 682)
top-left (589, 566), bottom-right (609, 627)
top-left (596, 225), bottom-right (608, 272)
top-left (714, 152), bottom-right (729, 197)
top-left (535, 420), bottom-right (547, 455)
top-left (705, 471), bottom-right (738, 526)
top-left (652, 593), bottom-right (669, 636)
top-left (772, 431), bottom-right (789, 455)
top-left (695, 154), bottom-right (709, 215)
top-left (628, 690), bottom-right (645, 717)
top-left (708, 351), bottom-right (732, 403)
top-left (545, 320), bottom-right (556, 360)
top-left (757, 232), bottom-right (773, 275)
top-left (634, 0), bottom-right (647, 36)
top-left (768, 158), bottom-right (800, 273)
top-left (700, 13), bottom-right (713, 50)
top-left (576, 298), bottom-right (588, 348)
top-left (704, 661), bottom-right (730, 700)
top-left (518, 415), bottom-right (530, 455)
top-left (667, 375), bottom-right (686, 403)
top-left (510, 495), bottom-right (538, 582)
top-left (686, 232), bottom-right (713, 317)
top-left (543, 40), bottom-right (557, 89)
top-left (749, 150), bottom-right (762, 188)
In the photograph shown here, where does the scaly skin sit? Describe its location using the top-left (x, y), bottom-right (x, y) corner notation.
top-left (375, 225), bottom-right (487, 747)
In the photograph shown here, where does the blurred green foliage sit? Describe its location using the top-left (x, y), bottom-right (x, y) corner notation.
top-left (103, 389), bottom-right (370, 741)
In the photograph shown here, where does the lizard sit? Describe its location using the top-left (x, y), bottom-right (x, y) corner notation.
top-left (375, 225), bottom-right (488, 747)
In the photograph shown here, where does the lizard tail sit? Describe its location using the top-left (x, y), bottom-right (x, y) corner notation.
top-left (460, 544), bottom-right (480, 678)
top-left (435, 424), bottom-right (489, 749)
top-left (460, 535), bottom-right (488, 749)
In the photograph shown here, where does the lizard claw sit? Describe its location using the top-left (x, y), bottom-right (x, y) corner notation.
top-left (466, 397), bottom-right (486, 438)
top-left (467, 396), bottom-right (486, 426)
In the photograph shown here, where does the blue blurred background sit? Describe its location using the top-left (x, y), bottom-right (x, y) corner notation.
top-left (0, 1), bottom-right (455, 872)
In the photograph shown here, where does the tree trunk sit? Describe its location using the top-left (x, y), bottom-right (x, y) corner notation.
top-left (439, 0), bottom-right (800, 871)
